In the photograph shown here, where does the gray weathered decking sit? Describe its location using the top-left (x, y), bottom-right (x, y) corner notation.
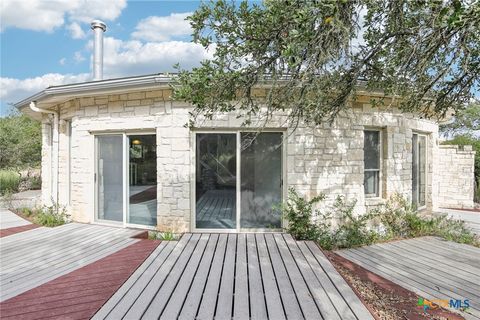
top-left (94, 233), bottom-right (373, 320)
top-left (0, 208), bottom-right (30, 229)
top-left (0, 222), bottom-right (141, 302)
top-left (336, 236), bottom-right (480, 320)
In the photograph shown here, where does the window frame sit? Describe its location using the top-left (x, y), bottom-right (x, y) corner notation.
top-left (363, 129), bottom-right (382, 198)
top-left (412, 132), bottom-right (428, 210)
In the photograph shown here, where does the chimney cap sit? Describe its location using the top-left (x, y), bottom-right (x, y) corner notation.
top-left (90, 20), bottom-right (106, 32)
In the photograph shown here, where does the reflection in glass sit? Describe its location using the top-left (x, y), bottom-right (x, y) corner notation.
top-left (241, 132), bottom-right (283, 229)
top-left (97, 135), bottom-right (123, 222)
top-left (196, 134), bottom-right (237, 229)
top-left (128, 135), bottom-right (157, 226)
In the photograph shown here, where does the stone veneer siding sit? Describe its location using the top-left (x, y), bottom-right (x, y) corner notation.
top-left (36, 88), bottom-right (474, 232)
top-left (436, 145), bottom-right (476, 209)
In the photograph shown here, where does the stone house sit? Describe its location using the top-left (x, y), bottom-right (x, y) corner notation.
top-left (14, 73), bottom-right (476, 233)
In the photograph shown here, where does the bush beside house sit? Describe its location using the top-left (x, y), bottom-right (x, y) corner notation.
top-left (284, 188), bottom-right (479, 250)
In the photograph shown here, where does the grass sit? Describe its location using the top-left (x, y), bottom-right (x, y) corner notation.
top-left (0, 170), bottom-right (21, 194)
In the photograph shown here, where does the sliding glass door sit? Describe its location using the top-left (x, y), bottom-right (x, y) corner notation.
top-left (128, 135), bottom-right (157, 226)
top-left (412, 133), bottom-right (427, 208)
top-left (195, 133), bottom-right (237, 229)
top-left (194, 131), bottom-right (283, 231)
top-left (241, 132), bottom-right (283, 228)
top-left (95, 133), bottom-right (157, 227)
top-left (96, 135), bottom-right (123, 222)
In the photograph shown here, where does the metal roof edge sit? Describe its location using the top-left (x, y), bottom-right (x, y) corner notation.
top-left (14, 73), bottom-right (174, 109)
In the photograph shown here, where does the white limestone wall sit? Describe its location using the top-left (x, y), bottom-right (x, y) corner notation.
top-left (435, 145), bottom-right (476, 209)
top-left (45, 88), bottom-right (443, 232)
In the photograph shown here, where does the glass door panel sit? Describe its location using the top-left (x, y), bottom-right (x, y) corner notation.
top-left (128, 134), bottom-right (157, 226)
top-left (240, 132), bottom-right (283, 229)
top-left (412, 134), bottom-right (418, 205)
top-left (418, 135), bottom-right (426, 207)
top-left (196, 133), bottom-right (237, 229)
top-left (96, 135), bottom-right (123, 222)
top-left (412, 134), bottom-right (427, 208)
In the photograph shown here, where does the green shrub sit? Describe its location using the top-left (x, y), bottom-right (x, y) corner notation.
top-left (148, 230), bottom-right (179, 241)
top-left (373, 194), bottom-right (416, 238)
top-left (0, 170), bottom-right (21, 194)
top-left (282, 189), bottom-right (479, 250)
top-left (333, 196), bottom-right (379, 248)
top-left (282, 188), bottom-right (329, 241)
top-left (32, 203), bottom-right (68, 227)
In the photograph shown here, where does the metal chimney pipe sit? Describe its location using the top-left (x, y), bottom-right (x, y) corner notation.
top-left (90, 20), bottom-right (106, 80)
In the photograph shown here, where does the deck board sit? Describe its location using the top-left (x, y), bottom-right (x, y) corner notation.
top-left (94, 233), bottom-right (373, 320)
top-left (0, 223), bottom-right (141, 302)
top-left (336, 237), bottom-right (480, 320)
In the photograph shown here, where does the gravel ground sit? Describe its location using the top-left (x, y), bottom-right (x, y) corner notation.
top-left (325, 251), bottom-right (464, 320)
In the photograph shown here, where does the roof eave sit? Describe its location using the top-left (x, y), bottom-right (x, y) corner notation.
top-left (14, 73), bottom-right (175, 111)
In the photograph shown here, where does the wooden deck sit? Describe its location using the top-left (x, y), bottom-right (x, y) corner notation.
top-left (0, 208), bottom-right (30, 229)
top-left (336, 236), bottom-right (480, 320)
top-left (94, 233), bottom-right (373, 320)
top-left (0, 240), bottom-right (159, 320)
top-left (0, 223), bottom-right (142, 302)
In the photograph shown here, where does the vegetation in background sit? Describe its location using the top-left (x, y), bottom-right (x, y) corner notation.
top-left (175, 0), bottom-right (479, 128)
top-left (0, 170), bottom-right (21, 194)
top-left (283, 190), bottom-right (479, 250)
top-left (0, 169), bottom-right (41, 195)
top-left (0, 112), bottom-right (41, 169)
top-left (18, 202), bottom-right (68, 227)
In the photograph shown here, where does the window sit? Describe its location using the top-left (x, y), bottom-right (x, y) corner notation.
top-left (364, 130), bottom-right (381, 197)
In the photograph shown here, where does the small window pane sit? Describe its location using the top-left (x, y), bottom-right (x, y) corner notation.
top-left (364, 131), bottom-right (380, 169)
top-left (364, 171), bottom-right (379, 196)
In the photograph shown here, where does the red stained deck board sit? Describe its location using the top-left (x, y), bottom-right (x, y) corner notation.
top-left (0, 224), bottom-right (39, 237)
top-left (0, 239), bottom-right (160, 320)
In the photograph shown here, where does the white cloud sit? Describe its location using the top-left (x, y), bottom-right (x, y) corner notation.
top-left (0, 73), bottom-right (90, 106)
top-left (59, 58), bottom-right (67, 65)
top-left (132, 12), bottom-right (192, 42)
top-left (99, 36), bottom-right (213, 78)
top-left (68, 0), bottom-right (126, 24)
top-left (74, 51), bottom-right (86, 63)
top-left (1, 37), bottom-right (213, 107)
top-left (67, 22), bottom-right (86, 39)
top-left (0, 0), bottom-right (126, 33)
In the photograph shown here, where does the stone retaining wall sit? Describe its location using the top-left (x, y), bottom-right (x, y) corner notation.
top-left (436, 145), bottom-right (476, 209)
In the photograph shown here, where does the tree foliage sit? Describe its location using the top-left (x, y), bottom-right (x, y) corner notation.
top-left (0, 113), bottom-right (42, 169)
top-left (440, 101), bottom-right (480, 135)
top-left (174, 0), bottom-right (480, 127)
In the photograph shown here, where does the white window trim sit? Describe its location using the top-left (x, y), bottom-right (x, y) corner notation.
top-left (364, 129), bottom-right (383, 198)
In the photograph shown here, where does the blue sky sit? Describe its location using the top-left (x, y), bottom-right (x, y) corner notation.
top-left (1, 0), bottom-right (207, 115)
